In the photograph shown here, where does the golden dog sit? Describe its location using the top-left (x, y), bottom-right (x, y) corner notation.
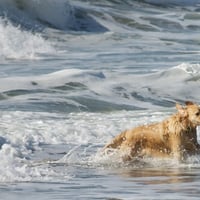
top-left (104, 101), bottom-right (200, 161)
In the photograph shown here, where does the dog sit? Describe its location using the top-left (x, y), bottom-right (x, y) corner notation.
top-left (104, 101), bottom-right (200, 161)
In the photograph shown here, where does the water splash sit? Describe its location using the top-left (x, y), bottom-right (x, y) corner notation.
top-left (0, 18), bottom-right (55, 59)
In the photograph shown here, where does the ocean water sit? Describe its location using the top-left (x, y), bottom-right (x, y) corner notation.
top-left (0, 0), bottom-right (200, 199)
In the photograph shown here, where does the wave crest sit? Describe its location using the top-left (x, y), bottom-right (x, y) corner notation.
top-left (0, 0), bottom-right (108, 32)
top-left (0, 0), bottom-right (75, 30)
top-left (0, 18), bottom-right (55, 59)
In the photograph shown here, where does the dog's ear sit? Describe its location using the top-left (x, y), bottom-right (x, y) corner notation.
top-left (176, 103), bottom-right (187, 117)
top-left (185, 101), bottom-right (194, 106)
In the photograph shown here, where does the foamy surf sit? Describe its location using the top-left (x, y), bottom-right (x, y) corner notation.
top-left (0, 18), bottom-right (55, 59)
top-left (0, 110), bottom-right (200, 182)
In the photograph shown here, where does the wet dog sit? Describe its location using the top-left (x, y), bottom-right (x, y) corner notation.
top-left (104, 101), bottom-right (200, 161)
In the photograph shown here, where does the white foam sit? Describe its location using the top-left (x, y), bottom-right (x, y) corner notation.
top-left (0, 143), bottom-right (70, 182)
top-left (0, 18), bottom-right (55, 59)
top-left (176, 63), bottom-right (200, 74)
top-left (0, 111), bottom-right (79, 182)
top-left (1, 109), bottom-right (200, 182)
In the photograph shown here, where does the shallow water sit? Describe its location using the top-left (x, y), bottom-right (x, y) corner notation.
top-left (1, 163), bottom-right (200, 200)
top-left (0, 0), bottom-right (200, 199)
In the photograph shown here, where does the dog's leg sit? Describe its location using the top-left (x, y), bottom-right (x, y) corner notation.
top-left (170, 137), bottom-right (183, 161)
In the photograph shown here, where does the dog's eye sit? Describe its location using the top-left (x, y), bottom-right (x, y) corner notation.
top-left (196, 112), bottom-right (200, 116)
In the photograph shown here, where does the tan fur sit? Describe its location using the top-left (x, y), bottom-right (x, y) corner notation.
top-left (104, 101), bottom-right (200, 161)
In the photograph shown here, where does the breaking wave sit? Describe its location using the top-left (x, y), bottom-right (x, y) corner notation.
top-left (0, 18), bottom-right (55, 59)
top-left (0, 0), bottom-right (108, 32)
top-left (0, 63), bottom-right (199, 111)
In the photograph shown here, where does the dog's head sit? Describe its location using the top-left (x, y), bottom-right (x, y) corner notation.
top-left (176, 101), bottom-right (200, 127)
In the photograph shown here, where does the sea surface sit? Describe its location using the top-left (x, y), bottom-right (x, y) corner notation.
top-left (0, 0), bottom-right (200, 199)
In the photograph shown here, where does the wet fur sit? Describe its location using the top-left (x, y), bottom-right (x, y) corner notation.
top-left (104, 102), bottom-right (200, 161)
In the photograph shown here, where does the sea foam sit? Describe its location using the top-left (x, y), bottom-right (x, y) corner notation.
top-left (0, 18), bottom-right (55, 59)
